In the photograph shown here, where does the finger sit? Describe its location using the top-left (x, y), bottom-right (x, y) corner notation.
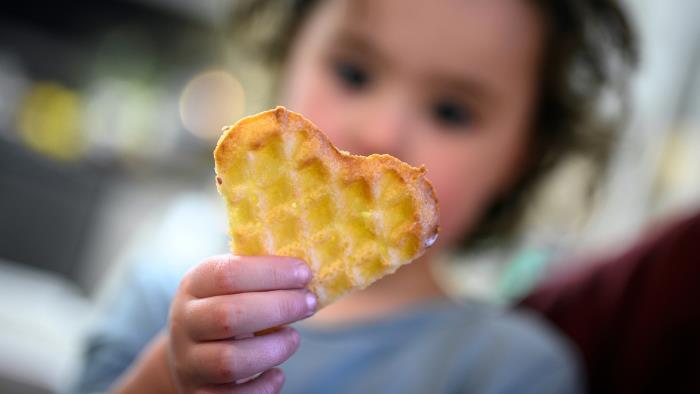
top-left (186, 289), bottom-right (317, 341)
top-left (232, 368), bottom-right (284, 394)
top-left (196, 368), bottom-right (285, 394)
top-left (186, 255), bottom-right (311, 298)
top-left (188, 327), bottom-right (300, 384)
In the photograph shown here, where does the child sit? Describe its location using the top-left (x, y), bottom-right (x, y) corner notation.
top-left (74, 0), bottom-right (635, 393)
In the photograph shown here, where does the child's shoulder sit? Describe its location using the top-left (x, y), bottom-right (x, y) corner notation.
top-left (291, 300), bottom-right (583, 393)
top-left (429, 300), bottom-right (583, 390)
top-left (435, 300), bottom-right (576, 356)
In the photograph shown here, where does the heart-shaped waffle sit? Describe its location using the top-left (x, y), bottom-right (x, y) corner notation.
top-left (214, 106), bottom-right (439, 307)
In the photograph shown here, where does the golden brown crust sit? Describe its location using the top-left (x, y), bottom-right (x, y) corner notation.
top-left (214, 106), bottom-right (439, 307)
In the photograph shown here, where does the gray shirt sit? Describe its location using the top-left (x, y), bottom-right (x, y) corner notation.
top-left (289, 300), bottom-right (581, 394)
top-left (73, 264), bottom-right (582, 394)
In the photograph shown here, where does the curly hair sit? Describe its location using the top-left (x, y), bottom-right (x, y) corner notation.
top-left (229, 0), bottom-right (639, 249)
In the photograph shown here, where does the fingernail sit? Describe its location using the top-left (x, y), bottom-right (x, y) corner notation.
top-left (295, 262), bottom-right (311, 284)
top-left (305, 291), bottom-right (317, 315)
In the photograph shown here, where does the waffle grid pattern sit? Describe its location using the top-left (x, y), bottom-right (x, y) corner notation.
top-left (216, 107), bottom-right (438, 306)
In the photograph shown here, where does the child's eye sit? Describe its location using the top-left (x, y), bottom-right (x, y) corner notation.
top-left (333, 60), bottom-right (371, 90)
top-left (431, 100), bottom-right (473, 129)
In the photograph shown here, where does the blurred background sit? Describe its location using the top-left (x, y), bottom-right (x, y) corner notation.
top-left (0, 0), bottom-right (699, 393)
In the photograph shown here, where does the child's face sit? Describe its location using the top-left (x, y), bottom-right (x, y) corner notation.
top-left (281, 0), bottom-right (545, 249)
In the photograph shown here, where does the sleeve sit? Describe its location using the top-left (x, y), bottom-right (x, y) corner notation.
top-left (70, 265), bottom-right (176, 394)
top-left (518, 210), bottom-right (700, 393)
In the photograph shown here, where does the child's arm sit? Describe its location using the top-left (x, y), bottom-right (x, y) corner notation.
top-left (111, 254), bottom-right (315, 393)
top-left (110, 332), bottom-right (174, 394)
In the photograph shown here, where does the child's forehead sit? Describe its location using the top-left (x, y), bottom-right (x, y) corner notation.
top-left (317, 0), bottom-right (545, 84)
top-left (353, 1), bottom-right (538, 41)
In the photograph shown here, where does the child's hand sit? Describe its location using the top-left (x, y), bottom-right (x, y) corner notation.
top-left (167, 254), bottom-right (316, 393)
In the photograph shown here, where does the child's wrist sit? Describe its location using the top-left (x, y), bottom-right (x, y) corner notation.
top-left (111, 331), bottom-right (177, 394)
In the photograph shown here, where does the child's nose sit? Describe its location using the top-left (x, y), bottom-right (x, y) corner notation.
top-left (352, 99), bottom-right (410, 158)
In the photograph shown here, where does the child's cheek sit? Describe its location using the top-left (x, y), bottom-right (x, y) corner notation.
top-left (416, 146), bottom-right (496, 249)
top-left (429, 173), bottom-right (482, 248)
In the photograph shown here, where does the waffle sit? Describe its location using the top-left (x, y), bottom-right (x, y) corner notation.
top-left (214, 106), bottom-right (439, 307)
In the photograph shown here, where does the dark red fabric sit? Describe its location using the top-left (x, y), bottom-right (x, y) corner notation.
top-left (519, 210), bottom-right (700, 393)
